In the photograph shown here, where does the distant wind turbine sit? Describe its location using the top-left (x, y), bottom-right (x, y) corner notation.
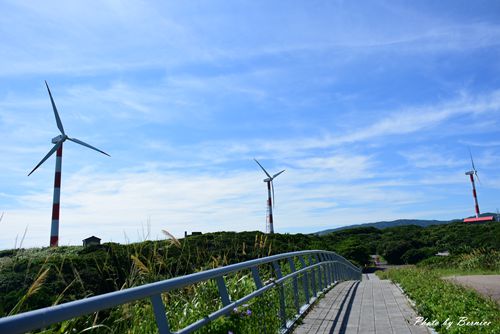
top-left (28, 81), bottom-right (110, 247)
top-left (254, 159), bottom-right (285, 234)
top-left (465, 149), bottom-right (481, 219)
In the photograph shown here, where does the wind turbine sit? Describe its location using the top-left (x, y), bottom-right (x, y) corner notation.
top-left (465, 149), bottom-right (480, 219)
top-left (28, 81), bottom-right (110, 247)
top-left (254, 159), bottom-right (285, 234)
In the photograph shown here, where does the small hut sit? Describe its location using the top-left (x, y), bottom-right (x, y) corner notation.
top-left (184, 231), bottom-right (203, 238)
top-left (83, 236), bottom-right (101, 247)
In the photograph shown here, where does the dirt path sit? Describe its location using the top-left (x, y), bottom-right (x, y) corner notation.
top-left (443, 275), bottom-right (500, 304)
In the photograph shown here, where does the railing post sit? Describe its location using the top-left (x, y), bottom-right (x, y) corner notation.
top-left (320, 254), bottom-right (328, 288)
top-left (216, 276), bottom-right (231, 307)
top-left (272, 261), bottom-right (287, 329)
top-left (326, 255), bottom-right (332, 286)
top-left (288, 257), bottom-right (300, 314)
top-left (334, 262), bottom-right (339, 282)
top-left (323, 254), bottom-right (331, 287)
top-left (251, 266), bottom-right (263, 289)
top-left (150, 294), bottom-right (171, 334)
top-left (318, 254), bottom-right (324, 289)
top-left (330, 262), bottom-right (335, 284)
top-left (326, 254), bottom-right (333, 285)
top-left (298, 255), bottom-right (310, 304)
top-left (320, 260), bottom-right (326, 289)
top-left (308, 255), bottom-right (317, 297)
top-left (314, 254), bottom-right (323, 290)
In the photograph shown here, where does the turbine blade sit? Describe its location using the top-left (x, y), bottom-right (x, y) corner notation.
top-left (67, 137), bottom-right (110, 157)
top-left (28, 142), bottom-right (62, 176)
top-left (272, 169), bottom-right (285, 179)
top-left (468, 147), bottom-right (477, 172)
top-left (475, 171), bottom-right (481, 185)
top-left (45, 81), bottom-right (65, 135)
top-left (254, 158), bottom-right (271, 178)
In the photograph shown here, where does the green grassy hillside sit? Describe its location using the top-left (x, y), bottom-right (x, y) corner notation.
top-left (0, 221), bottom-right (498, 323)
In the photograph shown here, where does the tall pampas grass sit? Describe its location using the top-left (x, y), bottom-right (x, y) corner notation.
top-left (162, 229), bottom-right (181, 248)
top-left (9, 267), bottom-right (50, 315)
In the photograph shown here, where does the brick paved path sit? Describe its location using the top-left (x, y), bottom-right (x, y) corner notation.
top-left (292, 274), bottom-right (430, 334)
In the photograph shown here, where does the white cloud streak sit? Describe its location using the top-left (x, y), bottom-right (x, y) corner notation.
top-left (2, 2), bottom-right (500, 76)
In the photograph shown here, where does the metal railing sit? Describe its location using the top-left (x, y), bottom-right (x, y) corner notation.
top-left (0, 250), bottom-right (361, 334)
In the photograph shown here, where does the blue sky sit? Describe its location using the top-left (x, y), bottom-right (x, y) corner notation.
top-left (1, 1), bottom-right (500, 249)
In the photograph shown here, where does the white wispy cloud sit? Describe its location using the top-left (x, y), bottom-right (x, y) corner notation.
top-left (292, 154), bottom-right (375, 180)
top-left (399, 148), bottom-right (463, 169)
top-left (0, 160), bottom-right (434, 249)
top-left (3, 1), bottom-right (500, 77)
top-left (332, 91), bottom-right (500, 144)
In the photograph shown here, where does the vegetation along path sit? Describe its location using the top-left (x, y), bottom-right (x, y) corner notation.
top-left (293, 273), bottom-right (429, 334)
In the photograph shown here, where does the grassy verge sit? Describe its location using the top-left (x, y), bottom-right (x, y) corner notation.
top-left (428, 268), bottom-right (500, 276)
top-left (378, 268), bottom-right (499, 334)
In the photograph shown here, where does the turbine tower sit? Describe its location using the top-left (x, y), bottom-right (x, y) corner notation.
top-left (254, 159), bottom-right (285, 234)
top-left (28, 81), bottom-right (110, 247)
top-left (465, 150), bottom-right (480, 219)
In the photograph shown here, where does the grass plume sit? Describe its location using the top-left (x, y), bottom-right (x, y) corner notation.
top-left (9, 267), bottom-right (50, 315)
top-left (162, 229), bottom-right (181, 248)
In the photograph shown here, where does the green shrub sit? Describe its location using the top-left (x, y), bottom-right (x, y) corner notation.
top-left (418, 249), bottom-right (500, 273)
top-left (401, 247), bottom-right (436, 264)
top-left (381, 240), bottom-right (414, 264)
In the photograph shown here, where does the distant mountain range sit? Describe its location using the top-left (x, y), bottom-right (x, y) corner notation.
top-left (315, 212), bottom-right (498, 235)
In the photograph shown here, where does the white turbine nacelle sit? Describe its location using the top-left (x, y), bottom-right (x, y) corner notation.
top-left (263, 178), bottom-right (272, 182)
top-left (51, 134), bottom-right (66, 144)
top-left (465, 171), bottom-right (474, 176)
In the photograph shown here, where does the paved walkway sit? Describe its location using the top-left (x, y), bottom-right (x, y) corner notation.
top-left (292, 274), bottom-right (430, 334)
top-left (443, 275), bottom-right (500, 304)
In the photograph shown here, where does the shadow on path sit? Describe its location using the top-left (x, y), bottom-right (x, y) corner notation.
top-left (292, 274), bottom-right (430, 334)
top-left (328, 281), bottom-right (359, 334)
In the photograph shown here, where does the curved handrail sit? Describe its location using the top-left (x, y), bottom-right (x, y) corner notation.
top-left (0, 250), bottom-right (361, 334)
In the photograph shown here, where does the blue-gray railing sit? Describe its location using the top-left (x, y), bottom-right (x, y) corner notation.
top-left (0, 250), bottom-right (361, 334)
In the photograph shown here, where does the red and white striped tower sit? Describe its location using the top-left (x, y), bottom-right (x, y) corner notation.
top-left (466, 171), bottom-right (480, 219)
top-left (28, 81), bottom-right (110, 247)
top-left (266, 180), bottom-right (274, 234)
top-left (50, 144), bottom-right (63, 247)
top-left (254, 159), bottom-right (284, 235)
